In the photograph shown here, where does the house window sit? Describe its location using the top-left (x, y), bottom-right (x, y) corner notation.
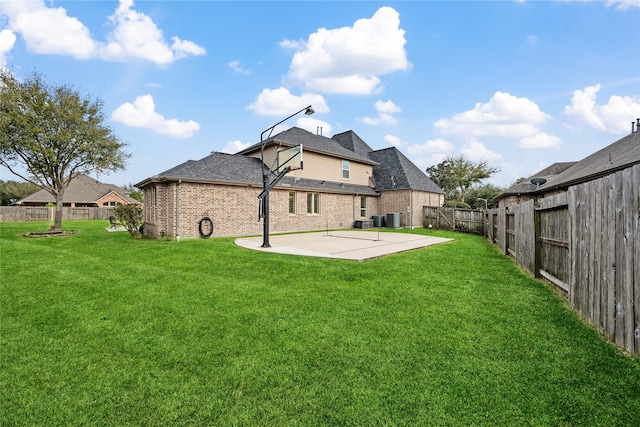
top-left (342, 160), bottom-right (350, 179)
top-left (360, 196), bottom-right (367, 217)
top-left (307, 192), bottom-right (320, 214)
top-left (288, 191), bottom-right (296, 214)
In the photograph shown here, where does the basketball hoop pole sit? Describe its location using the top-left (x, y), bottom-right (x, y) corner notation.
top-left (259, 105), bottom-right (314, 248)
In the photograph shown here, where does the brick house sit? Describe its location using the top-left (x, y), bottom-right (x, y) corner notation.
top-left (135, 128), bottom-right (444, 239)
top-left (15, 173), bottom-right (140, 207)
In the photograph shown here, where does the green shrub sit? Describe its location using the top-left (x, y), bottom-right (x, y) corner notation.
top-left (113, 204), bottom-right (143, 238)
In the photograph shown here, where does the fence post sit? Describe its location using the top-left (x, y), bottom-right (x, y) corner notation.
top-left (533, 203), bottom-right (541, 278)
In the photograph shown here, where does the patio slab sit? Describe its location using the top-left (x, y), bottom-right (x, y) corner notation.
top-left (234, 230), bottom-right (453, 261)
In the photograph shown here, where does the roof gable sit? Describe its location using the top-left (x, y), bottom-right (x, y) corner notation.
top-left (332, 130), bottom-right (374, 158)
top-left (240, 127), bottom-right (377, 165)
top-left (369, 147), bottom-right (443, 193)
top-left (18, 174), bottom-right (140, 205)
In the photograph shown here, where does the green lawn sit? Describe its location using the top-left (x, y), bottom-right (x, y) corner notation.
top-left (1, 221), bottom-right (639, 426)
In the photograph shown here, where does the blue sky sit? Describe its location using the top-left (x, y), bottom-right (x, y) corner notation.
top-left (1, 0), bottom-right (639, 188)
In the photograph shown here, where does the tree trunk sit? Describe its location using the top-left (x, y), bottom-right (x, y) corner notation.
top-left (52, 193), bottom-right (64, 231)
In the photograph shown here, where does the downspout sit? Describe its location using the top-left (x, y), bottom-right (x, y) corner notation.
top-left (176, 179), bottom-right (181, 241)
top-left (410, 190), bottom-right (414, 229)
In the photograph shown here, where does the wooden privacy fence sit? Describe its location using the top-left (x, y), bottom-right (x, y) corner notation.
top-left (423, 207), bottom-right (485, 235)
top-left (0, 206), bottom-right (116, 222)
top-left (487, 164), bottom-right (639, 355)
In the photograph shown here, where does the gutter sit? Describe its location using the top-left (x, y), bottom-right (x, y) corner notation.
top-left (176, 179), bottom-right (181, 241)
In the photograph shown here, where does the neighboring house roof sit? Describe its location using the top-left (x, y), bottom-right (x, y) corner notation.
top-left (497, 131), bottom-right (640, 199)
top-left (543, 131), bottom-right (640, 190)
top-left (17, 174), bottom-right (140, 205)
top-left (369, 147), bottom-right (444, 193)
top-left (239, 127), bottom-right (378, 166)
top-left (497, 162), bottom-right (577, 199)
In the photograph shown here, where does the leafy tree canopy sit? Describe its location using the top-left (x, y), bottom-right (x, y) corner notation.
top-left (0, 179), bottom-right (40, 206)
top-left (426, 154), bottom-right (500, 206)
top-left (122, 183), bottom-right (143, 203)
top-left (0, 70), bottom-right (129, 230)
top-left (466, 184), bottom-right (504, 209)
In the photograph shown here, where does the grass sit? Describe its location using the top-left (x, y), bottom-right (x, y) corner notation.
top-left (1, 220), bottom-right (639, 426)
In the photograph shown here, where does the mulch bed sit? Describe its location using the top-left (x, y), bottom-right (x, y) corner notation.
top-left (23, 230), bottom-right (77, 238)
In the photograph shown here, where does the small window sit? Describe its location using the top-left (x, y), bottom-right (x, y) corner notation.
top-left (342, 160), bottom-right (350, 179)
top-left (307, 193), bottom-right (320, 214)
top-left (288, 191), bottom-right (296, 214)
top-left (360, 196), bottom-right (367, 217)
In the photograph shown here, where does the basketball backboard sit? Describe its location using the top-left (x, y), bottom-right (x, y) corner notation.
top-left (276, 145), bottom-right (303, 174)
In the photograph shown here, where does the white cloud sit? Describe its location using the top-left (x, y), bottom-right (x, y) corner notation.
top-left (171, 36), bottom-right (206, 58)
top-left (0, 29), bottom-right (17, 67)
top-left (408, 138), bottom-right (454, 156)
top-left (228, 61), bottom-right (250, 75)
top-left (527, 35), bottom-right (538, 46)
top-left (1, 0), bottom-right (98, 59)
top-left (564, 84), bottom-right (640, 134)
top-left (360, 99), bottom-right (401, 125)
top-left (0, 0), bottom-right (205, 65)
top-left (284, 6), bottom-right (410, 95)
top-left (406, 138), bottom-right (454, 169)
top-left (221, 140), bottom-right (251, 154)
top-left (102, 0), bottom-right (205, 65)
top-left (518, 132), bottom-right (562, 149)
top-left (297, 117), bottom-right (332, 136)
top-left (246, 87), bottom-right (329, 116)
top-left (384, 134), bottom-right (403, 148)
top-left (375, 100), bottom-right (401, 114)
top-left (435, 91), bottom-right (550, 137)
top-left (460, 139), bottom-right (503, 162)
top-left (434, 91), bottom-right (561, 150)
top-left (606, 0), bottom-right (640, 10)
top-left (111, 94), bottom-right (200, 138)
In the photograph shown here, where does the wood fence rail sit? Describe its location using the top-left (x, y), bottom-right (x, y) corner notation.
top-left (487, 164), bottom-right (639, 355)
top-left (423, 207), bottom-right (485, 235)
top-left (0, 206), bottom-right (116, 222)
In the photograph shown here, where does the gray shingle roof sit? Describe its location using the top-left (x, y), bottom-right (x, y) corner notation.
top-left (240, 127), bottom-right (378, 165)
top-left (332, 130), bottom-right (374, 158)
top-left (369, 147), bottom-right (444, 193)
top-left (137, 151), bottom-right (378, 195)
top-left (497, 162), bottom-right (577, 198)
top-left (138, 128), bottom-right (444, 195)
top-left (543, 131), bottom-right (640, 189)
top-left (18, 174), bottom-right (140, 205)
top-left (149, 152), bottom-right (264, 185)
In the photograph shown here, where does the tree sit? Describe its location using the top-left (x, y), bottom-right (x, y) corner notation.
top-left (0, 70), bottom-right (129, 230)
top-left (113, 204), bottom-right (143, 239)
top-left (122, 183), bottom-right (143, 202)
top-left (0, 179), bottom-right (40, 206)
top-left (426, 154), bottom-right (499, 206)
top-left (466, 183), bottom-right (504, 209)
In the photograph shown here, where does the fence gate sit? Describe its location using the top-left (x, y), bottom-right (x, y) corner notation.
top-left (536, 205), bottom-right (570, 293)
top-left (505, 212), bottom-right (515, 257)
top-left (423, 207), bottom-right (485, 235)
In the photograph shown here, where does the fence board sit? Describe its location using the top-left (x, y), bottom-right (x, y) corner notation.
top-left (633, 165), bottom-right (640, 353)
top-left (423, 207), bottom-right (485, 235)
top-left (0, 206), bottom-right (115, 222)
top-left (489, 163), bottom-right (639, 355)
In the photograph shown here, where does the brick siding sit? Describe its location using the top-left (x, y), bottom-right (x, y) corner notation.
top-left (142, 182), bottom-right (443, 239)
